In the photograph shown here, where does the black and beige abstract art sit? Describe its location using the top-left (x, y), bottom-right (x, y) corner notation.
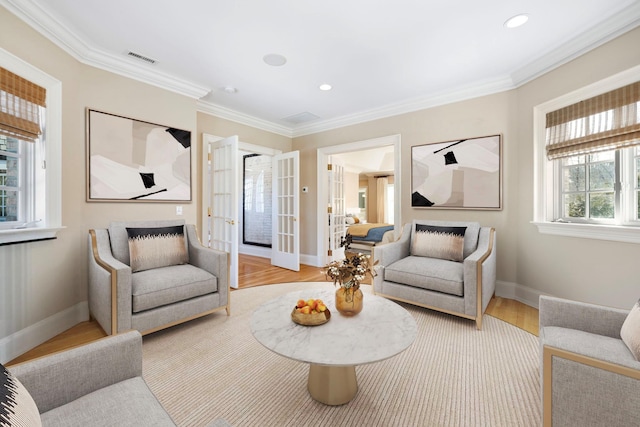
top-left (411, 135), bottom-right (501, 210)
top-left (87, 109), bottom-right (191, 201)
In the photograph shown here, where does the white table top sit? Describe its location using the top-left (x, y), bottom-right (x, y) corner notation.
top-left (250, 288), bottom-right (417, 366)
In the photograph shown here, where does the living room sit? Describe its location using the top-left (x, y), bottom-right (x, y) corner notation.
top-left (1, 1), bottom-right (640, 425)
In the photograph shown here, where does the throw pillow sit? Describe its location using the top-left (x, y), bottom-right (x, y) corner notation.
top-left (126, 225), bottom-right (188, 273)
top-left (621, 299), bottom-right (640, 361)
top-left (411, 224), bottom-right (467, 262)
top-left (1, 364), bottom-right (42, 427)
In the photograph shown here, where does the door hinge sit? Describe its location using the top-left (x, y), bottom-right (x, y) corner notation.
top-left (207, 207), bottom-right (212, 217)
top-left (328, 249), bottom-right (332, 256)
top-left (327, 164), bottom-right (332, 171)
top-left (208, 153), bottom-right (212, 161)
top-left (327, 206), bottom-right (332, 214)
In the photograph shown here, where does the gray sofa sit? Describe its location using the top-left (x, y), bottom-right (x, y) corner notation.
top-left (539, 296), bottom-right (640, 426)
top-left (7, 330), bottom-right (230, 426)
top-left (88, 219), bottom-right (230, 335)
top-left (372, 220), bottom-right (496, 329)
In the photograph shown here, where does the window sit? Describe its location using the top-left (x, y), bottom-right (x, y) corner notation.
top-left (533, 66), bottom-right (640, 243)
top-left (0, 135), bottom-right (24, 223)
top-left (557, 148), bottom-right (640, 224)
top-left (0, 48), bottom-right (62, 245)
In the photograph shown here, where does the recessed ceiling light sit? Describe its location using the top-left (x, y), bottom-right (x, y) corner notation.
top-left (223, 86), bottom-right (238, 94)
top-left (263, 53), bottom-right (287, 66)
top-left (504, 14), bottom-right (529, 29)
top-left (319, 83), bottom-right (332, 91)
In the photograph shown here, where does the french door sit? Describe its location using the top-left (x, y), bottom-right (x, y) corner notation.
top-left (327, 157), bottom-right (346, 262)
top-left (209, 135), bottom-right (239, 288)
top-left (271, 151), bottom-right (300, 271)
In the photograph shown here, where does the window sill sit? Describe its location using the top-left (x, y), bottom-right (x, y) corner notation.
top-left (0, 226), bottom-right (65, 246)
top-left (532, 221), bottom-right (640, 244)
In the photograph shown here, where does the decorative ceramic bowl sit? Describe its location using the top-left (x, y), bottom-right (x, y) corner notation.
top-left (291, 307), bottom-right (331, 326)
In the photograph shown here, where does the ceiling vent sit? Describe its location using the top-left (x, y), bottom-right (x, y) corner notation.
top-left (282, 111), bottom-right (320, 124)
top-left (126, 51), bottom-right (157, 65)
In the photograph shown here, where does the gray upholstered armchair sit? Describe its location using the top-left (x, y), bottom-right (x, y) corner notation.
top-left (88, 219), bottom-right (230, 335)
top-left (7, 331), bottom-right (231, 426)
top-left (539, 296), bottom-right (640, 426)
top-left (372, 220), bottom-right (496, 329)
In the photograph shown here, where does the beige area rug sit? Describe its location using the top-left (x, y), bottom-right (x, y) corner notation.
top-left (142, 282), bottom-right (541, 427)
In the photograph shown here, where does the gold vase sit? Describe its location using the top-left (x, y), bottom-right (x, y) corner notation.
top-left (335, 285), bottom-right (363, 316)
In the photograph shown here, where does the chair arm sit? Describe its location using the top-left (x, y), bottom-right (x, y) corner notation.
top-left (462, 227), bottom-right (496, 324)
top-left (88, 229), bottom-right (133, 334)
top-left (539, 295), bottom-right (628, 339)
top-left (373, 224), bottom-right (411, 267)
top-left (8, 331), bottom-right (143, 414)
top-left (186, 225), bottom-right (229, 303)
top-left (542, 344), bottom-right (640, 427)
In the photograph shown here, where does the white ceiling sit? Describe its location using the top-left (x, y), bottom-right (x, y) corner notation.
top-left (4, 0), bottom-right (640, 137)
top-left (333, 146), bottom-right (395, 175)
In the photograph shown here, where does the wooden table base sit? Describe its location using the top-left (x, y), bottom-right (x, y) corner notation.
top-left (307, 364), bottom-right (358, 405)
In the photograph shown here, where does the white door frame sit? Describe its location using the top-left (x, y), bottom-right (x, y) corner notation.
top-left (316, 134), bottom-right (401, 265)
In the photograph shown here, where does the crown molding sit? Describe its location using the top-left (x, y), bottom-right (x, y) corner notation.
top-left (4, 0), bottom-right (640, 137)
top-left (197, 100), bottom-right (294, 138)
top-left (290, 76), bottom-right (516, 137)
top-left (1, 0), bottom-right (210, 99)
top-left (510, 2), bottom-right (640, 86)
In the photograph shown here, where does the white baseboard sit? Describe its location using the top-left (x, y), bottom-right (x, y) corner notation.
top-left (495, 280), bottom-right (549, 309)
top-left (0, 301), bottom-right (89, 364)
top-left (300, 253), bottom-right (323, 267)
top-left (239, 245), bottom-right (271, 258)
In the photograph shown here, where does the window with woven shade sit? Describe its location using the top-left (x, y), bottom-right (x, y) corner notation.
top-left (0, 67), bottom-right (46, 225)
top-left (0, 48), bottom-right (62, 245)
top-left (534, 67), bottom-right (640, 244)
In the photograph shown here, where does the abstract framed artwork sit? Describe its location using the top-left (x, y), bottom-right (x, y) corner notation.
top-left (411, 134), bottom-right (502, 210)
top-left (86, 109), bottom-right (191, 202)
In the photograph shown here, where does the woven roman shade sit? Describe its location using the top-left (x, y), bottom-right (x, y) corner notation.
top-left (545, 81), bottom-right (640, 159)
top-left (0, 67), bottom-right (46, 143)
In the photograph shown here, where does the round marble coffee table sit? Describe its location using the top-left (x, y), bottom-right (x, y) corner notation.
top-left (250, 288), bottom-right (417, 405)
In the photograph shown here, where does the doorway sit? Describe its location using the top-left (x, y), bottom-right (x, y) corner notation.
top-left (203, 134), bottom-right (298, 287)
top-left (316, 134), bottom-right (401, 265)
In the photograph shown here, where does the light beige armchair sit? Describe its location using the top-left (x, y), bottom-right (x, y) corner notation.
top-left (539, 296), bottom-right (640, 426)
top-left (88, 219), bottom-right (230, 335)
top-left (372, 220), bottom-right (496, 329)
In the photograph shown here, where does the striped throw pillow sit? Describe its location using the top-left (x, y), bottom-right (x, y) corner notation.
top-left (411, 224), bottom-right (467, 262)
top-left (1, 364), bottom-right (42, 427)
top-left (126, 225), bottom-right (188, 272)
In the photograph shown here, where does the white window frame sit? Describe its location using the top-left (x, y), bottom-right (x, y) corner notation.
top-left (0, 48), bottom-right (63, 245)
top-left (533, 64), bottom-right (640, 244)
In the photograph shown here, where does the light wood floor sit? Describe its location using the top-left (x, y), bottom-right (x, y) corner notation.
top-left (6, 254), bottom-right (538, 366)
